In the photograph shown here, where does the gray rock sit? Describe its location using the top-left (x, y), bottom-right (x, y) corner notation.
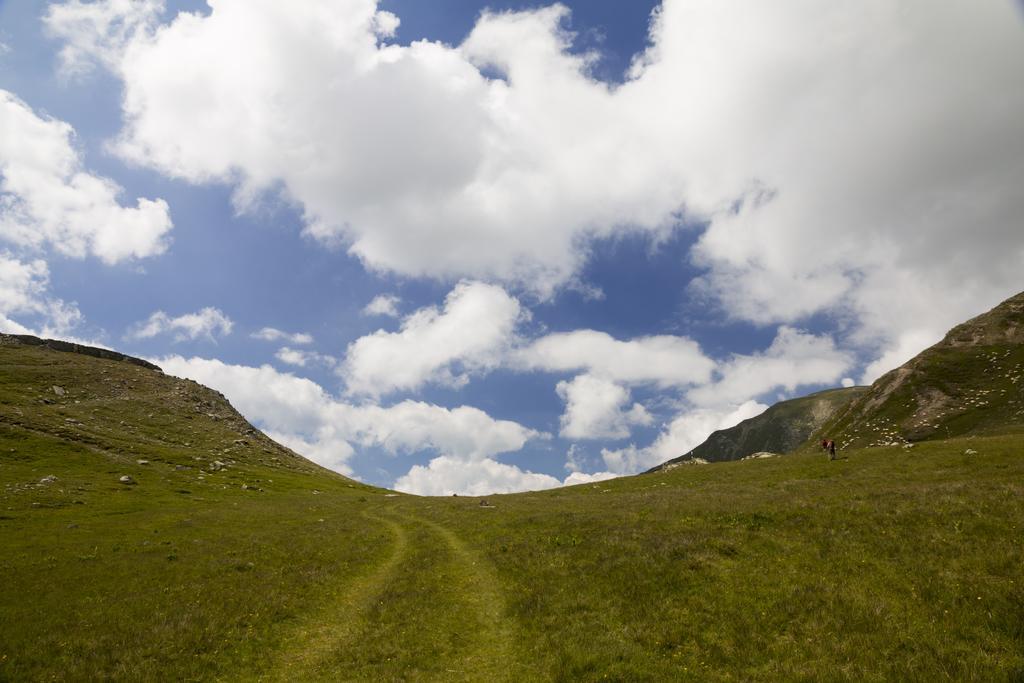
top-left (119, 475), bottom-right (136, 485)
top-left (743, 451), bottom-right (778, 460)
top-left (136, 459), bottom-right (150, 465)
top-left (51, 385), bottom-right (66, 396)
top-left (39, 475), bottom-right (58, 484)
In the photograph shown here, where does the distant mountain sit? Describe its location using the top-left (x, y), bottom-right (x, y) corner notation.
top-left (647, 386), bottom-right (867, 472)
top-left (814, 290), bottom-right (1024, 450)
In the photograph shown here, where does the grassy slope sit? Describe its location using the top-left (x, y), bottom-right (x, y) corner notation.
top-left (813, 292), bottom-right (1024, 451)
top-left (2, 341), bottom-right (1023, 681)
top-left (652, 386), bottom-right (867, 470)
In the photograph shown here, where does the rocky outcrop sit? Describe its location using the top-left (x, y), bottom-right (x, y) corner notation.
top-left (816, 290), bottom-right (1024, 449)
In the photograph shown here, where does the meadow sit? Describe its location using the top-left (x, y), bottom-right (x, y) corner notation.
top-left (1, 342), bottom-right (1022, 680)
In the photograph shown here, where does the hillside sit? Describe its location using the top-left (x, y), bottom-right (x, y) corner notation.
top-left (2, 334), bottom-right (1023, 680)
top-left (0, 334), bottom-right (334, 479)
top-left (814, 291), bottom-right (1024, 451)
top-left (649, 386), bottom-right (866, 472)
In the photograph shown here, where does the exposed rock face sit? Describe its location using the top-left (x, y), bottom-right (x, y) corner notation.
top-left (818, 290), bottom-right (1024, 449)
top-left (648, 386), bottom-right (865, 472)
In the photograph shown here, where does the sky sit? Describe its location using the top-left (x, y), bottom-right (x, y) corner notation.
top-left (1, 0), bottom-right (1022, 495)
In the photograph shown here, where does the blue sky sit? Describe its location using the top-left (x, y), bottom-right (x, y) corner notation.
top-left (1, 0), bottom-right (1022, 494)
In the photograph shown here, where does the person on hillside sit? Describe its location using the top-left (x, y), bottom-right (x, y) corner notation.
top-left (821, 438), bottom-right (837, 461)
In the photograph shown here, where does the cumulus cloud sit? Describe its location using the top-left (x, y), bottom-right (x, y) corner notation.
top-left (127, 307), bottom-right (233, 342)
top-left (274, 346), bottom-right (336, 368)
top-left (394, 455), bottom-right (561, 496)
top-left (156, 354), bottom-right (546, 481)
top-left (555, 373), bottom-right (651, 440)
top-left (0, 89), bottom-right (172, 263)
top-left (372, 10), bottom-right (399, 38)
top-left (687, 327), bottom-right (852, 408)
top-left (251, 327), bottom-right (314, 345)
top-left (361, 294), bottom-right (400, 318)
top-left (0, 251), bottom-right (82, 335)
top-left (49, 0), bottom-right (1024, 374)
top-left (517, 329), bottom-right (714, 387)
top-left (562, 470), bottom-right (619, 487)
top-left (601, 400), bottom-right (767, 474)
top-left (342, 280), bottom-right (522, 396)
top-left (262, 430), bottom-right (355, 476)
top-left (394, 448), bottom-right (621, 496)
top-left (596, 327), bottom-right (849, 474)
top-left (44, 0), bottom-right (163, 77)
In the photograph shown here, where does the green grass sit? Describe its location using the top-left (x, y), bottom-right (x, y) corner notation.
top-left (2, 341), bottom-right (1023, 680)
top-left (822, 342), bottom-right (1024, 450)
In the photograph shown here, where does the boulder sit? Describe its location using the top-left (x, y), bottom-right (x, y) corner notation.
top-left (119, 475), bottom-right (136, 485)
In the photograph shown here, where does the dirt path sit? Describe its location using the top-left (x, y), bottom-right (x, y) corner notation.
top-left (263, 512), bottom-right (409, 681)
top-left (407, 514), bottom-right (518, 680)
top-left (262, 503), bottom-right (519, 681)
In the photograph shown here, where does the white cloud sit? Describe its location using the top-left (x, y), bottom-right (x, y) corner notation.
top-left (50, 0), bottom-right (1024, 373)
top-left (372, 10), bottom-right (399, 38)
top-left (351, 400), bottom-right (542, 462)
top-left (274, 347), bottom-right (336, 369)
top-left (263, 430), bottom-right (355, 476)
top-left (252, 327), bottom-right (314, 345)
top-left (841, 377), bottom-right (855, 389)
top-left (361, 294), bottom-right (400, 318)
top-left (391, 444), bottom-right (622, 495)
top-left (517, 329), bottom-right (714, 388)
top-left (659, 1), bottom-right (1024, 371)
top-left (275, 347), bottom-right (309, 367)
top-left (0, 89), bottom-right (172, 263)
top-left (155, 355), bottom-right (545, 478)
top-left (555, 373), bottom-right (651, 440)
top-left (601, 399), bottom-right (767, 474)
top-left (595, 328), bottom-right (849, 475)
top-left (44, 0), bottom-right (163, 77)
top-left (0, 251), bottom-right (81, 335)
top-left (342, 280), bottom-right (522, 396)
top-left (128, 307), bottom-right (233, 342)
top-left (687, 327), bottom-right (851, 408)
top-left (562, 470), bottom-right (619, 487)
top-left (394, 455), bottom-right (561, 496)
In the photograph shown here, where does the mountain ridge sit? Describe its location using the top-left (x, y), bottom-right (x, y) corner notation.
top-left (0, 333), bottom-right (338, 479)
top-left (648, 385), bottom-right (867, 472)
top-left (811, 290), bottom-right (1024, 451)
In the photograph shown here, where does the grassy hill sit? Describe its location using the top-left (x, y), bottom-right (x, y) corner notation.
top-left (813, 291), bottom-right (1024, 452)
top-left (2, 334), bottom-right (1023, 680)
top-left (649, 386), bottom-right (867, 472)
